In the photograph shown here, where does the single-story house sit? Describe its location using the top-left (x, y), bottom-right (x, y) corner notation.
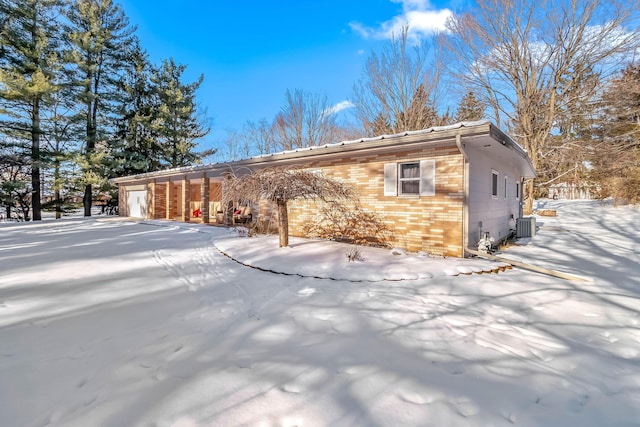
top-left (110, 120), bottom-right (536, 257)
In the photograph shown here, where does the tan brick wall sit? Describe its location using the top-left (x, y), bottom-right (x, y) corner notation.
top-left (147, 181), bottom-right (155, 219)
top-left (169, 183), bottom-right (180, 219)
top-left (284, 146), bottom-right (465, 257)
top-left (154, 184), bottom-right (167, 219)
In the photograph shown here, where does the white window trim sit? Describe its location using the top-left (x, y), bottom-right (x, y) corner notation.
top-left (491, 169), bottom-right (499, 198)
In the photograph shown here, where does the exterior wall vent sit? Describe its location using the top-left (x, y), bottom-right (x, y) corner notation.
top-left (516, 217), bottom-right (536, 238)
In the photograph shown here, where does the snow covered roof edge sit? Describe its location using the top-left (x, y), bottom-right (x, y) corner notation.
top-left (111, 120), bottom-right (529, 182)
top-left (253, 120), bottom-right (494, 159)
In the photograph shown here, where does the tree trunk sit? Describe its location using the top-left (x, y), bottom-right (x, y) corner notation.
top-left (55, 159), bottom-right (61, 219)
top-left (523, 179), bottom-right (535, 215)
top-left (276, 199), bottom-right (289, 247)
top-left (84, 184), bottom-right (92, 216)
top-left (31, 97), bottom-right (42, 221)
top-left (84, 99), bottom-right (95, 217)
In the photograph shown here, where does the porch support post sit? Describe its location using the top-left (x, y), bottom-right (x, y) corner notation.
top-left (118, 185), bottom-right (126, 217)
top-left (165, 181), bottom-right (172, 220)
top-left (147, 179), bottom-right (156, 219)
top-left (201, 173), bottom-right (210, 224)
top-left (181, 175), bottom-right (190, 222)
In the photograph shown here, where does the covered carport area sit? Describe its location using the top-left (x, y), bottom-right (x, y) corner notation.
top-left (113, 168), bottom-right (227, 224)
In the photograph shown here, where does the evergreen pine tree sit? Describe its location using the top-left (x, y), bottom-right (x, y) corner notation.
top-left (371, 113), bottom-right (392, 136)
top-left (65, 0), bottom-right (135, 216)
top-left (0, 0), bottom-right (64, 220)
top-left (592, 62), bottom-right (640, 202)
top-left (42, 83), bottom-right (81, 218)
top-left (112, 38), bottom-right (162, 176)
top-left (541, 66), bottom-right (600, 194)
top-left (150, 58), bottom-right (212, 168)
top-left (401, 84), bottom-right (441, 131)
top-left (454, 91), bottom-right (485, 122)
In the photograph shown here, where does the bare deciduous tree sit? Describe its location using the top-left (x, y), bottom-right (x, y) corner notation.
top-left (353, 25), bottom-right (446, 136)
top-left (218, 127), bottom-right (253, 162)
top-left (444, 0), bottom-right (640, 211)
top-left (273, 89), bottom-right (340, 151)
top-left (243, 119), bottom-right (277, 155)
top-left (230, 91), bottom-right (360, 157)
top-left (222, 166), bottom-right (354, 247)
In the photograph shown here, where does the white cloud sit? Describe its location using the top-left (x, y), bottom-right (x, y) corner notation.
top-left (391, 0), bottom-right (431, 8)
top-left (328, 100), bottom-right (355, 115)
top-left (349, 21), bottom-right (374, 39)
top-left (350, 0), bottom-right (453, 41)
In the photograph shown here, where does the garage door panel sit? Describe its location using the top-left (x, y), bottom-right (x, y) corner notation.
top-left (127, 190), bottom-right (147, 218)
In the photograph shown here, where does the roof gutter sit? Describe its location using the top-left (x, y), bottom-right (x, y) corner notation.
top-left (110, 122), bottom-right (496, 184)
top-left (456, 134), bottom-right (470, 258)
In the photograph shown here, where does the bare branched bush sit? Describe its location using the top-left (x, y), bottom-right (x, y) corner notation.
top-left (346, 248), bottom-right (365, 262)
top-left (223, 166), bottom-right (355, 247)
top-left (303, 201), bottom-right (392, 247)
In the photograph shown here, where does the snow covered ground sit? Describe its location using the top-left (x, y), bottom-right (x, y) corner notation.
top-left (1, 199), bottom-right (639, 427)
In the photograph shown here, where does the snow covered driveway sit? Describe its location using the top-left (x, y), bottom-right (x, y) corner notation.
top-left (1, 201), bottom-right (639, 426)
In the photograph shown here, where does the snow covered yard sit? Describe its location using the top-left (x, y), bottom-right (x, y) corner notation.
top-left (1, 200), bottom-right (639, 427)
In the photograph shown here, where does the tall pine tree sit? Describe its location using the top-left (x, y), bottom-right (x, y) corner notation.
top-left (454, 91), bottom-right (485, 122)
top-left (65, 0), bottom-right (134, 216)
top-left (592, 62), bottom-right (640, 203)
top-left (150, 58), bottom-right (212, 168)
top-left (0, 0), bottom-right (63, 220)
top-left (112, 38), bottom-right (162, 176)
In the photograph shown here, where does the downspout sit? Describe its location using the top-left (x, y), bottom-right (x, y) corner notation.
top-left (456, 134), bottom-right (470, 258)
top-left (519, 177), bottom-right (524, 218)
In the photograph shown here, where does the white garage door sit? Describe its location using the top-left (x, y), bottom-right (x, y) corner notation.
top-left (127, 190), bottom-right (148, 218)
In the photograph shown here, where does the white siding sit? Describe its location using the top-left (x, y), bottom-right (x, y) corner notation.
top-left (465, 144), bottom-right (523, 249)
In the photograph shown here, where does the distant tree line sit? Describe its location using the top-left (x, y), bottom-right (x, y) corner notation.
top-left (0, 0), bottom-right (212, 220)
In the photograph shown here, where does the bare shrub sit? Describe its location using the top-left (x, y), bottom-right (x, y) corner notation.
top-left (304, 201), bottom-right (393, 247)
top-left (346, 248), bottom-right (365, 262)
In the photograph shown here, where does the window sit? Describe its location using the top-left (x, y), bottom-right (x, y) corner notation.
top-left (491, 169), bottom-right (499, 198)
top-left (399, 162), bottom-right (420, 195)
top-left (516, 182), bottom-right (520, 199)
top-left (384, 160), bottom-right (435, 197)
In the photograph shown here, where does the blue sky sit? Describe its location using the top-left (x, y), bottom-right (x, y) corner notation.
top-left (117, 0), bottom-right (460, 146)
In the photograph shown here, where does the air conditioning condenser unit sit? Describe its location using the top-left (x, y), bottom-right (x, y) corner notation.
top-left (516, 217), bottom-right (536, 238)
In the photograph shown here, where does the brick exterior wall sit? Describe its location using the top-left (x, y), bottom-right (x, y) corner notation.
top-left (122, 145), bottom-right (465, 256)
top-left (154, 184), bottom-right (167, 219)
top-left (114, 123), bottom-right (533, 258)
top-left (272, 145), bottom-right (465, 257)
